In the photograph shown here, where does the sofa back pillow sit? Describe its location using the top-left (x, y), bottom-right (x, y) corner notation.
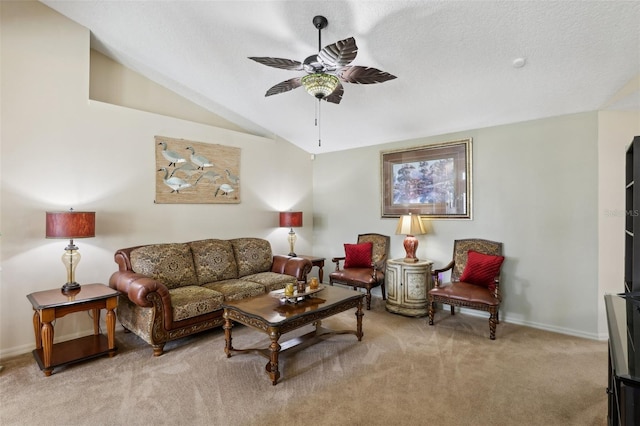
top-left (130, 243), bottom-right (198, 289)
top-left (230, 238), bottom-right (273, 277)
top-left (190, 239), bottom-right (238, 285)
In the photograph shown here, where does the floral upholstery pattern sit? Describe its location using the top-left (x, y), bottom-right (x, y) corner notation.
top-left (130, 243), bottom-right (198, 289)
top-left (358, 233), bottom-right (389, 271)
top-left (190, 239), bottom-right (238, 284)
top-left (230, 238), bottom-right (272, 277)
top-left (110, 237), bottom-right (312, 356)
top-left (241, 272), bottom-right (296, 292)
top-left (116, 296), bottom-right (155, 345)
top-left (203, 279), bottom-right (265, 302)
top-left (168, 286), bottom-right (225, 321)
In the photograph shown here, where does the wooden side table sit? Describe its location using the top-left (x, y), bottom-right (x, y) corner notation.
top-left (27, 283), bottom-right (119, 376)
top-left (385, 258), bottom-right (433, 317)
top-left (297, 255), bottom-right (325, 283)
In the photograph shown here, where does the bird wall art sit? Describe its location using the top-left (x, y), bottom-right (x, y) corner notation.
top-left (154, 136), bottom-right (240, 204)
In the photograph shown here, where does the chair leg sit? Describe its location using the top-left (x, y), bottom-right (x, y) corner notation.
top-left (450, 305), bottom-right (455, 315)
top-left (496, 310), bottom-right (500, 324)
top-left (365, 290), bottom-right (372, 310)
top-left (380, 281), bottom-right (387, 300)
top-left (428, 300), bottom-right (435, 325)
top-left (489, 311), bottom-right (497, 340)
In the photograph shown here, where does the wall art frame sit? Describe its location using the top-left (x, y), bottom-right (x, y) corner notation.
top-left (380, 138), bottom-right (472, 219)
top-left (155, 135), bottom-right (241, 204)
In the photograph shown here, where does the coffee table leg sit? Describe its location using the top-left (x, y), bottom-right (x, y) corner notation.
top-left (355, 297), bottom-right (364, 341)
top-left (223, 314), bottom-right (233, 358)
top-left (266, 327), bottom-right (281, 385)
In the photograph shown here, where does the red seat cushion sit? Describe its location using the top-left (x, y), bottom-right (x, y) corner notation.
top-left (459, 250), bottom-right (504, 290)
top-left (343, 242), bottom-right (373, 268)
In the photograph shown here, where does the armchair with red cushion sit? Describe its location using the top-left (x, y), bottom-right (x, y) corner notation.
top-left (329, 233), bottom-right (390, 310)
top-left (428, 238), bottom-right (504, 339)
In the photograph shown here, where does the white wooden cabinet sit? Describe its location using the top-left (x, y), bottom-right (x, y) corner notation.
top-left (385, 258), bottom-right (433, 317)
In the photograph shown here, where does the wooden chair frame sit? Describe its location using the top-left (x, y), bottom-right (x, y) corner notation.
top-left (329, 233), bottom-right (390, 310)
top-left (428, 238), bottom-right (503, 339)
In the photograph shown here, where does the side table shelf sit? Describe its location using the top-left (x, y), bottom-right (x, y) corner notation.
top-left (27, 283), bottom-right (119, 376)
top-left (385, 259), bottom-right (433, 317)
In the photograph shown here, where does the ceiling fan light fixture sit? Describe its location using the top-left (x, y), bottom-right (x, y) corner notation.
top-left (301, 73), bottom-right (339, 99)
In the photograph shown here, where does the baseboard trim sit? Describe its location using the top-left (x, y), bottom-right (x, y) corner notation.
top-left (456, 307), bottom-right (605, 341)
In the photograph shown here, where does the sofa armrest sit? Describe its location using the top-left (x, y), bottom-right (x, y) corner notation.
top-left (109, 270), bottom-right (171, 308)
top-left (271, 255), bottom-right (313, 281)
top-left (114, 246), bottom-right (144, 272)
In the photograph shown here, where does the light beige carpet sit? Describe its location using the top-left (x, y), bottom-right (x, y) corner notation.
top-left (0, 297), bottom-right (607, 425)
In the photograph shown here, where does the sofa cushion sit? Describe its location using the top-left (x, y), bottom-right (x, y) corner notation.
top-left (203, 279), bottom-right (265, 302)
top-left (190, 239), bottom-right (238, 284)
top-left (241, 272), bottom-right (296, 292)
top-left (168, 286), bottom-right (225, 321)
top-left (230, 238), bottom-right (273, 277)
top-left (130, 243), bottom-right (198, 289)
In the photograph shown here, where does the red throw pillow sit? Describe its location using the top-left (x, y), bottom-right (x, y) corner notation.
top-left (459, 250), bottom-right (505, 289)
top-left (343, 242), bottom-right (373, 268)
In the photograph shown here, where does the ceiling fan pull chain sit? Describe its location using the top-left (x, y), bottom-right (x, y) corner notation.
top-left (317, 99), bottom-right (322, 146)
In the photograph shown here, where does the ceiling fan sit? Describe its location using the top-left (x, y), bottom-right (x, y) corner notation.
top-left (249, 15), bottom-right (396, 104)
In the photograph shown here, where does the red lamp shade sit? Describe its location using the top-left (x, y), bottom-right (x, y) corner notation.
top-left (279, 211), bottom-right (303, 228)
top-left (46, 211), bottom-right (95, 239)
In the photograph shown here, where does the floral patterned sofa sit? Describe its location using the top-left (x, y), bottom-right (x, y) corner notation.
top-left (109, 238), bottom-right (312, 356)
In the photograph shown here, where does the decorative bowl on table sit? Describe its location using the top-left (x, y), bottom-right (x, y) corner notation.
top-left (270, 284), bottom-right (325, 303)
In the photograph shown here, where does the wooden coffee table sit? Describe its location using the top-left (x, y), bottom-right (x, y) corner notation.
top-left (222, 285), bottom-right (364, 385)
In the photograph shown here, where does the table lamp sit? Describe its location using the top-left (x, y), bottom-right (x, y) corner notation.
top-left (395, 213), bottom-right (427, 263)
top-left (46, 209), bottom-right (95, 292)
top-left (279, 211), bottom-right (302, 257)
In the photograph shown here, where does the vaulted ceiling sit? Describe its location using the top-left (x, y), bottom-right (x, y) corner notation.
top-left (42, 1), bottom-right (640, 154)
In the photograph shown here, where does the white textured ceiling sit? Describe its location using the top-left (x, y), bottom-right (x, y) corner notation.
top-left (41, 0), bottom-right (640, 154)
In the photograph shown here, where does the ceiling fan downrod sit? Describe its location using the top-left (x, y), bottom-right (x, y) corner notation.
top-left (312, 15), bottom-right (328, 52)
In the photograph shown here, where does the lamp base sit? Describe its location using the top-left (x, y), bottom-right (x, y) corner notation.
top-left (61, 282), bottom-right (81, 293)
top-left (403, 234), bottom-right (420, 264)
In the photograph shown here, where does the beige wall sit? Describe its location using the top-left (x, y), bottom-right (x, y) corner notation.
top-left (313, 112), bottom-right (636, 339)
top-left (89, 50), bottom-right (248, 132)
top-left (0, 2), bottom-right (312, 357)
top-left (1, 1), bottom-right (638, 358)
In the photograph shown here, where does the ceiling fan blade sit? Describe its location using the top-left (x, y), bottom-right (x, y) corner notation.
top-left (248, 57), bottom-right (303, 71)
top-left (338, 66), bottom-right (397, 84)
top-left (324, 83), bottom-right (344, 104)
top-left (318, 37), bottom-right (358, 70)
top-left (265, 77), bottom-right (302, 97)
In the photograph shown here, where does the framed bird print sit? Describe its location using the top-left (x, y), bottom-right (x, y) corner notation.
top-left (380, 138), bottom-right (472, 219)
top-left (154, 135), bottom-right (241, 204)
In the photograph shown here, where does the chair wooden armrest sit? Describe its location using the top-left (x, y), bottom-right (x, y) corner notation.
top-left (432, 260), bottom-right (454, 276)
top-left (431, 260), bottom-right (454, 287)
top-left (493, 277), bottom-right (501, 299)
top-left (332, 256), bottom-right (346, 271)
